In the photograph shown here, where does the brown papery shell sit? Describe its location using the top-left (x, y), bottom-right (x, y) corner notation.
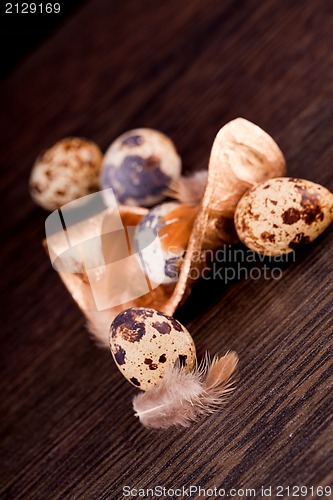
top-left (45, 118), bottom-right (286, 347)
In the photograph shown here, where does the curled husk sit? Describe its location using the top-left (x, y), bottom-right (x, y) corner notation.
top-left (45, 118), bottom-right (286, 347)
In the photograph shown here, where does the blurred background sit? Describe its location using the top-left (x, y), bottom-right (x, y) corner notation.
top-left (0, 0), bottom-right (87, 77)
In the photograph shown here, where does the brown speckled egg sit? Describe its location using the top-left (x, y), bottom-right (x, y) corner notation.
top-left (235, 177), bottom-right (333, 256)
top-left (110, 308), bottom-right (196, 390)
top-left (101, 128), bottom-right (181, 207)
top-left (30, 137), bottom-right (103, 211)
top-left (134, 202), bottom-right (198, 285)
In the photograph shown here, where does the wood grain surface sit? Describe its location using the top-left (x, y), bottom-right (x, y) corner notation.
top-left (1, 0), bottom-right (333, 498)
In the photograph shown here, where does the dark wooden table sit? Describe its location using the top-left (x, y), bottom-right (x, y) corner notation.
top-left (1, 1), bottom-right (332, 498)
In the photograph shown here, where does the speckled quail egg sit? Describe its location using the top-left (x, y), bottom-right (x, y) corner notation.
top-left (133, 202), bottom-right (198, 285)
top-left (101, 128), bottom-right (181, 207)
top-left (110, 307), bottom-right (196, 390)
top-left (30, 137), bottom-right (103, 211)
top-left (234, 177), bottom-right (333, 256)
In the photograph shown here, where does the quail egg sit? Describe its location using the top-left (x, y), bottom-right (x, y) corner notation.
top-left (110, 307), bottom-right (196, 390)
top-left (134, 202), bottom-right (198, 285)
top-left (101, 128), bottom-right (181, 207)
top-left (234, 177), bottom-right (333, 256)
top-left (30, 137), bottom-right (102, 211)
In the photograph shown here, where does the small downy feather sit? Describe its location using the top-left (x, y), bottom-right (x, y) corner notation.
top-left (165, 170), bottom-right (208, 205)
top-left (86, 310), bottom-right (113, 348)
top-left (133, 351), bottom-right (238, 429)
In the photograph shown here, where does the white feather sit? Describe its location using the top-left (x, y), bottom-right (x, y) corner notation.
top-left (165, 170), bottom-right (208, 205)
top-left (133, 351), bottom-right (238, 429)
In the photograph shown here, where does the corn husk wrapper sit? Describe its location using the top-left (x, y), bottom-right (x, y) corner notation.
top-left (45, 118), bottom-right (286, 347)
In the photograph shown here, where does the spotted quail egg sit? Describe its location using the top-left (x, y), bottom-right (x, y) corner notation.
top-left (30, 137), bottom-right (103, 211)
top-left (234, 177), bottom-right (333, 256)
top-left (133, 202), bottom-right (198, 285)
top-left (101, 128), bottom-right (181, 207)
top-left (110, 307), bottom-right (196, 390)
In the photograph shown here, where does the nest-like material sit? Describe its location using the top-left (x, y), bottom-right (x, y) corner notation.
top-left (45, 118), bottom-right (286, 346)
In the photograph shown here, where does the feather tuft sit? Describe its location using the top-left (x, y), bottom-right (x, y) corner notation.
top-left (86, 311), bottom-right (113, 348)
top-left (133, 351), bottom-right (238, 429)
top-left (165, 170), bottom-right (208, 205)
